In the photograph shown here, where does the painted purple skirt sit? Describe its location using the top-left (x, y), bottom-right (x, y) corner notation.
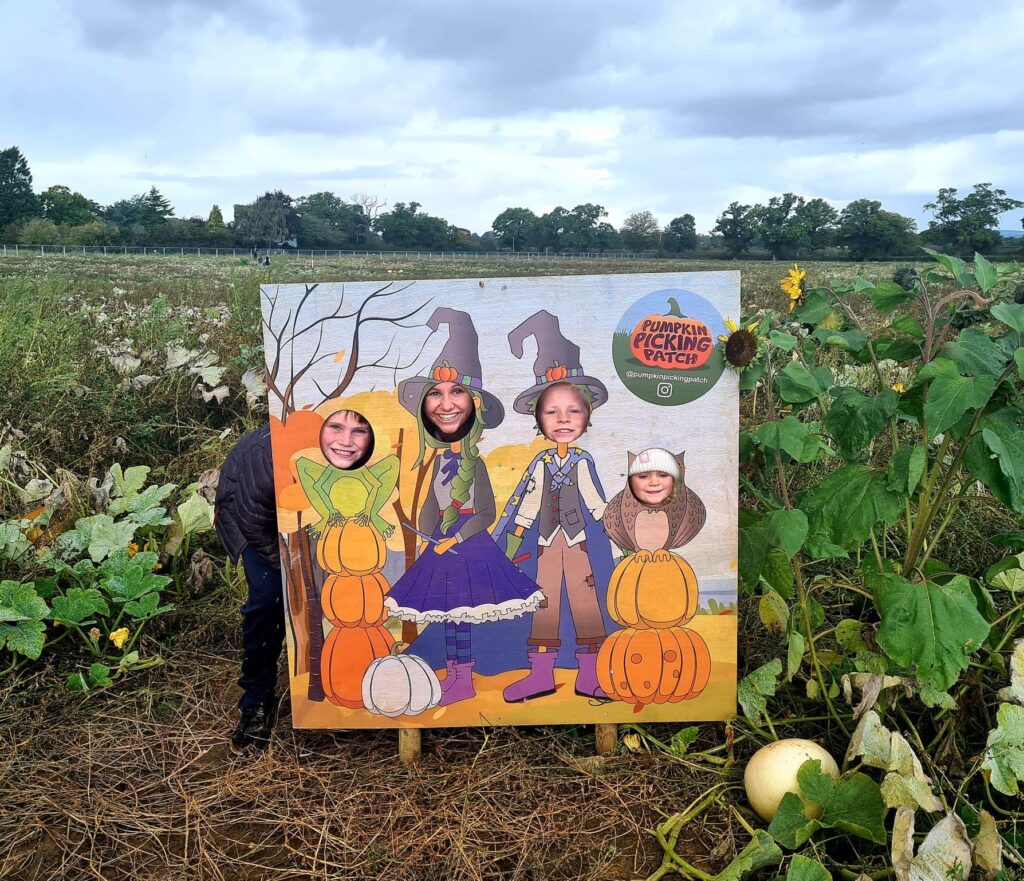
top-left (384, 513), bottom-right (544, 625)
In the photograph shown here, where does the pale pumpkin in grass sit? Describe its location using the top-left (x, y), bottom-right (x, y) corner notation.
top-left (743, 739), bottom-right (840, 822)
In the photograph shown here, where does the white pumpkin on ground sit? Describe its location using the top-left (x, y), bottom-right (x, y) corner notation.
top-left (743, 738), bottom-right (840, 822)
top-left (361, 651), bottom-right (442, 717)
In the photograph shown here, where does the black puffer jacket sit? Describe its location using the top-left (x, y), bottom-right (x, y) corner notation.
top-left (214, 426), bottom-right (281, 568)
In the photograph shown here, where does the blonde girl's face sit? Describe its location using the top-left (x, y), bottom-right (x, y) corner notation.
top-left (537, 385), bottom-right (589, 444)
top-left (320, 412), bottom-right (371, 469)
top-left (423, 381), bottom-right (473, 437)
top-left (629, 471), bottom-right (675, 507)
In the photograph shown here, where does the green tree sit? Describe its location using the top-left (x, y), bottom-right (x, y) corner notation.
top-left (491, 207), bottom-right (539, 251)
top-left (296, 192), bottom-right (366, 248)
top-left (0, 146), bottom-right (41, 227)
top-left (620, 210), bottom-right (661, 251)
top-left (374, 202), bottom-right (457, 250)
top-left (922, 182), bottom-right (1022, 254)
top-left (793, 197), bottom-right (838, 253)
top-left (713, 202), bottom-right (757, 257)
top-left (40, 185), bottom-right (100, 226)
top-left (535, 203), bottom-right (614, 252)
top-left (206, 204), bottom-right (225, 232)
top-left (752, 193), bottom-right (807, 259)
top-left (662, 214), bottom-right (698, 253)
top-left (836, 199), bottom-right (918, 260)
top-left (234, 196), bottom-right (288, 248)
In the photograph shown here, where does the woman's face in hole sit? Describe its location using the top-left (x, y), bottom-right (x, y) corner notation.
top-left (423, 381), bottom-right (474, 438)
top-left (536, 384), bottom-right (589, 444)
top-left (629, 471), bottom-right (675, 507)
top-left (320, 411), bottom-right (372, 469)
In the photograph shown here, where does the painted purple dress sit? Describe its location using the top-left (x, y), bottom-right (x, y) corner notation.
top-left (384, 450), bottom-right (543, 625)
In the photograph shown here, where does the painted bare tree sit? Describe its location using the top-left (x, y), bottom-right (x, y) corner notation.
top-left (262, 281), bottom-right (429, 700)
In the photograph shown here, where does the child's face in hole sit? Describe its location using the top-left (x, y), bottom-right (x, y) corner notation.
top-left (320, 412), bottom-right (372, 469)
top-left (629, 471), bottom-right (675, 507)
top-left (423, 381), bottom-right (474, 439)
top-left (536, 384), bottom-right (589, 444)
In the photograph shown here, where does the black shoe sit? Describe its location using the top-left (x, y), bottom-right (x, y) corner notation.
top-left (231, 700), bottom-right (276, 751)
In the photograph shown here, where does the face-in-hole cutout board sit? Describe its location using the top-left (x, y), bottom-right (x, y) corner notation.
top-left (262, 271), bottom-right (738, 727)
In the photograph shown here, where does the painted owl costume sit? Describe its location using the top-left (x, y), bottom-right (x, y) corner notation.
top-left (603, 449), bottom-right (706, 554)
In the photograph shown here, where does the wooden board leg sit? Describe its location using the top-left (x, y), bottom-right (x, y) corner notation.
top-left (399, 728), bottom-right (422, 765)
top-left (595, 723), bottom-right (617, 756)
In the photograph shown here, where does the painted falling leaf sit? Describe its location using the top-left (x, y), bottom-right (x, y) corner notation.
top-left (333, 349), bottom-right (347, 363)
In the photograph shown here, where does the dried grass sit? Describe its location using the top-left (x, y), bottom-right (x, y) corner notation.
top-left (0, 589), bottom-right (734, 881)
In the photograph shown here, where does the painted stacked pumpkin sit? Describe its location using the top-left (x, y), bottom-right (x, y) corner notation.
top-left (318, 520), bottom-right (395, 709)
top-left (597, 549), bottom-right (711, 708)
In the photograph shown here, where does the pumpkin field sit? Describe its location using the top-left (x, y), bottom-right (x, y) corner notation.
top-left (1, 250), bottom-right (1023, 881)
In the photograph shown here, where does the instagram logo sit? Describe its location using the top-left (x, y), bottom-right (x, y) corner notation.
top-left (656, 382), bottom-right (672, 398)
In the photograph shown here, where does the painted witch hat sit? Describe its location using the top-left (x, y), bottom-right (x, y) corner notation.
top-left (398, 307), bottom-right (505, 429)
top-left (507, 309), bottom-right (608, 414)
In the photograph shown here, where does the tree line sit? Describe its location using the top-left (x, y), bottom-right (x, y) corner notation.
top-left (1, 145), bottom-right (1020, 258)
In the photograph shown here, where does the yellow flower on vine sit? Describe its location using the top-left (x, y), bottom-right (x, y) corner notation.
top-left (126, 542), bottom-right (139, 557)
top-left (891, 382), bottom-right (905, 393)
top-left (109, 627), bottom-right (130, 650)
top-left (780, 264), bottom-right (806, 311)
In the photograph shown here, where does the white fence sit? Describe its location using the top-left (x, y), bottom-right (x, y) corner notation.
top-left (0, 243), bottom-right (663, 261)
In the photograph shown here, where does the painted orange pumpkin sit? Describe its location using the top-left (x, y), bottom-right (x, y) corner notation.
top-left (321, 572), bottom-right (390, 628)
top-left (607, 550), bottom-right (699, 629)
top-left (432, 361), bottom-right (458, 383)
top-left (545, 362), bottom-right (568, 382)
top-left (316, 520), bottom-right (386, 576)
top-left (597, 626), bottom-right (711, 707)
top-left (628, 302), bottom-right (713, 370)
top-left (321, 623), bottom-right (395, 708)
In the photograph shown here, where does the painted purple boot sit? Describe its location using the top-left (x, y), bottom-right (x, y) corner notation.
top-left (439, 659), bottom-right (457, 693)
top-left (574, 649), bottom-right (608, 700)
top-left (438, 660), bottom-right (476, 706)
top-left (503, 649), bottom-right (557, 702)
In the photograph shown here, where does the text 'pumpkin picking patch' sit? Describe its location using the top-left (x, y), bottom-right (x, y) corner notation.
top-left (261, 271), bottom-right (739, 728)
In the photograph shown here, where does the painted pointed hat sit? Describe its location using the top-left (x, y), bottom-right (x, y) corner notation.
top-left (398, 307), bottom-right (505, 429)
top-left (508, 309), bottom-right (608, 414)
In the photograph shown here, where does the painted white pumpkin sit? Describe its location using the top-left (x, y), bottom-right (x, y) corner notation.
top-left (743, 738), bottom-right (840, 822)
top-left (361, 652), bottom-right (442, 717)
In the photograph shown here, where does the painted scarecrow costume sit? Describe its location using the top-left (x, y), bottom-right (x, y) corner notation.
top-left (384, 308), bottom-right (544, 706)
top-left (493, 310), bottom-right (615, 702)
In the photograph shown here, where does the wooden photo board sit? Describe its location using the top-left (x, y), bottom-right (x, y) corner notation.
top-left (261, 271), bottom-right (739, 728)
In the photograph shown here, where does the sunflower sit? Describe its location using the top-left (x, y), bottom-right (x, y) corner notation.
top-left (779, 264), bottom-right (806, 311)
top-left (719, 317), bottom-right (762, 368)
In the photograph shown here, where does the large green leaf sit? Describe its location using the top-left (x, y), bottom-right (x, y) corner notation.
top-left (102, 561), bottom-right (171, 604)
top-left (51, 588), bottom-right (109, 625)
top-left (0, 619), bottom-right (46, 659)
top-left (739, 510), bottom-right (770, 592)
top-left (964, 408), bottom-right (1024, 512)
top-left (982, 702), bottom-right (1024, 796)
top-left (801, 466), bottom-right (902, 554)
top-left (982, 425), bottom-right (1024, 512)
top-left (887, 445), bottom-right (926, 495)
top-left (754, 417), bottom-right (830, 463)
top-left (916, 357), bottom-right (996, 437)
top-left (776, 363), bottom-right (831, 404)
top-left (871, 573), bottom-right (991, 691)
top-left (923, 247), bottom-right (970, 284)
top-left (974, 252), bottom-right (998, 293)
top-left (942, 328), bottom-right (1008, 378)
top-left (0, 580), bottom-right (50, 623)
top-left (785, 854), bottom-right (831, 881)
top-left (738, 658), bottom-right (782, 721)
top-left (824, 388), bottom-right (898, 461)
top-left (991, 302), bottom-right (1024, 336)
top-left (769, 761), bottom-right (887, 848)
top-left (869, 280), bottom-right (915, 314)
top-left (762, 509), bottom-right (809, 559)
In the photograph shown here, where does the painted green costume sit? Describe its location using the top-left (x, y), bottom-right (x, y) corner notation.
top-left (295, 454), bottom-right (400, 538)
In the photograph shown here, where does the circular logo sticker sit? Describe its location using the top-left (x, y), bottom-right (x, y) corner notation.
top-left (612, 289), bottom-right (726, 405)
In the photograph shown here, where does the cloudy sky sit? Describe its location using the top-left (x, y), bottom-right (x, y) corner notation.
top-left (4, 0), bottom-right (1023, 235)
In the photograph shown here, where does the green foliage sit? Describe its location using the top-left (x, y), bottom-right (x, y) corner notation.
top-left (733, 251), bottom-right (1024, 879)
top-left (0, 145), bottom-right (41, 227)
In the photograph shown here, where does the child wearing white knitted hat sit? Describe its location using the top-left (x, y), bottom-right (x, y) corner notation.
top-left (628, 447), bottom-right (680, 508)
